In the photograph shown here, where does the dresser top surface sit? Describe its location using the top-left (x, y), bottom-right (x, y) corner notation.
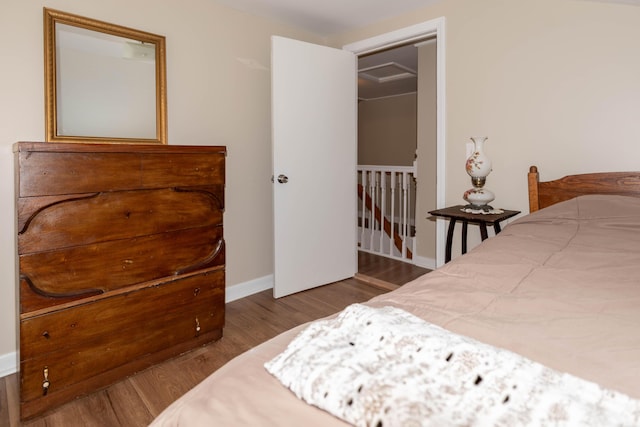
top-left (14, 141), bottom-right (226, 155)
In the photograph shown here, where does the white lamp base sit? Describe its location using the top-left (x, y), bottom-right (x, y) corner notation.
top-left (463, 187), bottom-right (495, 210)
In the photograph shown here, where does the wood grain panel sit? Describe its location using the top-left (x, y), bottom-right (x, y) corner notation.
top-left (18, 279), bottom-right (96, 315)
top-left (20, 270), bottom-right (224, 402)
top-left (528, 166), bottom-right (640, 212)
top-left (17, 194), bottom-right (93, 232)
top-left (140, 154), bottom-right (225, 188)
top-left (19, 225), bottom-right (224, 303)
top-left (538, 173), bottom-right (640, 208)
top-left (16, 147), bottom-right (225, 197)
top-left (18, 188), bottom-right (223, 252)
top-left (17, 152), bottom-right (143, 197)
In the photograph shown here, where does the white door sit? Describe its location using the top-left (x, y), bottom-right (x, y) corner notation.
top-left (272, 36), bottom-right (357, 298)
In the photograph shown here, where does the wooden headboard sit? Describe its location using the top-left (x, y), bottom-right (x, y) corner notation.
top-left (528, 166), bottom-right (640, 212)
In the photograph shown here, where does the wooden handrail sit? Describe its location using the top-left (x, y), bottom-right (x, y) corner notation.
top-left (357, 184), bottom-right (412, 259)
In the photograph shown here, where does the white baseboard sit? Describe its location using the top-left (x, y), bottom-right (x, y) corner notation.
top-left (0, 352), bottom-right (16, 378)
top-left (413, 255), bottom-right (436, 270)
top-left (225, 274), bottom-right (274, 303)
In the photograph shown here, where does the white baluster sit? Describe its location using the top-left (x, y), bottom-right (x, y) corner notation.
top-left (410, 173), bottom-right (416, 257)
top-left (368, 170), bottom-right (375, 251)
top-left (360, 170), bottom-right (366, 249)
top-left (379, 171), bottom-right (386, 254)
top-left (357, 165), bottom-right (416, 261)
top-left (389, 172), bottom-right (396, 257)
top-left (401, 171), bottom-right (409, 258)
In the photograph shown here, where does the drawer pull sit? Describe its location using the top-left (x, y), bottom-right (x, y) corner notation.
top-left (42, 366), bottom-right (50, 396)
top-left (195, 317), bottom-right (201, 337)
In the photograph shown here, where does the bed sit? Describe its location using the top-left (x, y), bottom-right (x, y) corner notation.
top-left (151, 166), bottom-right (640, 426)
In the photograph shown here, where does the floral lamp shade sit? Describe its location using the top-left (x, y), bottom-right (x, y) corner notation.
top-left (463, 136), bottom-right (495, 211)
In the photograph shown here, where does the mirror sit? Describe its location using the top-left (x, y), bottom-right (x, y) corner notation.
top-left (44, 8), bottom-right (167, 144)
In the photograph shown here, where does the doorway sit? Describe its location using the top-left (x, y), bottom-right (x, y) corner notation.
top-left (346, 17), bottom-right (446, 270)
top-left (357, 43), bottom-right (420, 265)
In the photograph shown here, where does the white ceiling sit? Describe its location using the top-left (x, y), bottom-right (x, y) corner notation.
top-left (216, 0), bottom-right (640, 36)
top-left (215, 0), bottom-right (640, 100)
top-left (215, 0), bottom-right (436, 100)
top-left (214, 0), bottom-right (441, 36)
top-left (358, 43), bottom-right (422, 101)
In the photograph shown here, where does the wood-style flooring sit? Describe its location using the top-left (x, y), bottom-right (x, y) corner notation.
top-left (0, 253), bottom-right (429, 427)
top-left (356, 251), bottom-right (430, 290)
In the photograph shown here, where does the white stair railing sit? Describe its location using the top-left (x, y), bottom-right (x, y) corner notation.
top-left (357, 165), bottom-right (416, 262)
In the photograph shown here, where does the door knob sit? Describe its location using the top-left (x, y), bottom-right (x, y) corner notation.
top-left (277, 174), bottom-right (289, 184)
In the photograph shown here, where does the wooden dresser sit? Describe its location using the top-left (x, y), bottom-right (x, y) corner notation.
top-left (14, 142), bottom-right (226, 419)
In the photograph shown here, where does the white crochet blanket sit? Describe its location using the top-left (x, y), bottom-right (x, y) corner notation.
top-left (265, 304), bottom-right (640, 427)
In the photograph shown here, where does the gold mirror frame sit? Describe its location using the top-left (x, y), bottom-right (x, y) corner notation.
top-left (44, 8), bottom-right (167, 144)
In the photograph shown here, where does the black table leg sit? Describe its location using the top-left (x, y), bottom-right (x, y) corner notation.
top-left (479, 222), bottom-right (489, 241)
top-left (461, 220), bottom-right (468, 254)
top-left (494, 222), bottom-right (502, 234)
top-left (445, 218), bottom-right (456, 263)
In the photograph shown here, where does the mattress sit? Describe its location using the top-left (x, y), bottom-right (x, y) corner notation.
top-left (151, 195), bottom-right (640, 426)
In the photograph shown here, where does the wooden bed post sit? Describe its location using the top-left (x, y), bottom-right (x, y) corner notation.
top-left (528, 166), bottom-right (540, 212)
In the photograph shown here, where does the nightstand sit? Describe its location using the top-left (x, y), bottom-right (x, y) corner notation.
top-left (429, 205), bottom-right (520, 263)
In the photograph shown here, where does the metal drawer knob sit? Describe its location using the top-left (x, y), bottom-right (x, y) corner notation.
top-left (42, 367), bottom-right (50, 396)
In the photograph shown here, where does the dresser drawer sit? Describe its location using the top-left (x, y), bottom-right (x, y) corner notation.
top-left (20, 269), bottom-right (224, 403)
top-left (18, 188), bottom-right (224, 253)
top-left (17, 148), bottom-right (226, 197)
top-left (19, 224), bottom-right (224, 312)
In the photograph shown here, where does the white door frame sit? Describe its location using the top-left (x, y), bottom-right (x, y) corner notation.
top-left (343, 17), bottom-right (447, 267)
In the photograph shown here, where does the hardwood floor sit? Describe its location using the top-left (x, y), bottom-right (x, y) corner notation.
top-left (0, 253), bottom-right (429, 427)
top-left (357, 251), bottom-right (430, 289)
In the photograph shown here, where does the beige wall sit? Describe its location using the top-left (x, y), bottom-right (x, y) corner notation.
top-left (358, 94), bottom-right (417, 166)
top-left (415, 41), bottom-right (438, 262)
top-left (0, 1), bottom-right (322, 361)
top-left (331, 0), bottom-right (640, 254)
top-left (3, 0), bottom-right (640, 365)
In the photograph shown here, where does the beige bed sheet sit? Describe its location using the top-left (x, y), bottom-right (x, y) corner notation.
top-left (151, 195), bottom-right (640, 426)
